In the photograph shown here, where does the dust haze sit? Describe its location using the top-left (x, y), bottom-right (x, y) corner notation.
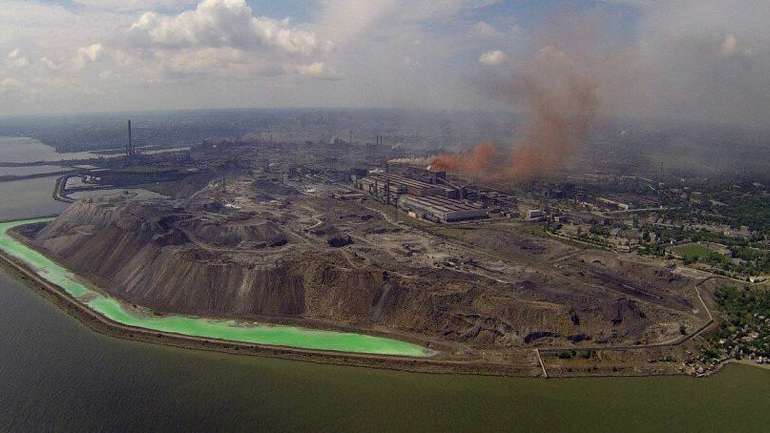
top-left (431, 17), bottom-right (601, 181)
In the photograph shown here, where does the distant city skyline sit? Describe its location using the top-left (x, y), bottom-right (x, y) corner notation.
top-left (1, 0), bottom-right (769, 128)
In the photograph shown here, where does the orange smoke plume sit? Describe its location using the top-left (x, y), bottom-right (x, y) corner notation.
top-left (430, 142), bottom-right (497, 180)
top-left (509, 46), bottom-right (598, 179)
top-left (434, 15), bottom-right (601, 183)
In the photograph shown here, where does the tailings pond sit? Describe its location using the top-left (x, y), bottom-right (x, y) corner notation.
top-left (0, 219), bottom-right (431, 357)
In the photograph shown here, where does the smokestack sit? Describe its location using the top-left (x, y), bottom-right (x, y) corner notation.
top-left (127, 120), bottom-right (132, 158)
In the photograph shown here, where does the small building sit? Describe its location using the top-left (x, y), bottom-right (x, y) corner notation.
top-left (525, 209), bottom-right (545, 222)
top-left (333, 192), bottom-right (366, 201)
top-left (597, 197), bottom-right (631, 211)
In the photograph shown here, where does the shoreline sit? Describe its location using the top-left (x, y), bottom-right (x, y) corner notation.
top-left (5, 223), bottom-right (451, 356)
top-left (0, 249), bottom-right (540, 377)
top-left (0, 224), bottom-right (540, 377)
top-left (1, 218), bottom-right (751, 379)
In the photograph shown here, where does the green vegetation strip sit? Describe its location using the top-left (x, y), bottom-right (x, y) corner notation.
top-left (0, 219), bottom-right (432, 357)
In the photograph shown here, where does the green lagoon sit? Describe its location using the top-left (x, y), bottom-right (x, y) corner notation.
top-left (0, 218), bottom-right (431, 357)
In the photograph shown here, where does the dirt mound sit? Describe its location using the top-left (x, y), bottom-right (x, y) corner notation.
top-left (29, 195), bottom-right (702, 356)
top-left (191, 221), bottom-right (288, 248)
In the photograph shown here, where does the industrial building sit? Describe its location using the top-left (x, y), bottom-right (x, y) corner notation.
top-left (524, 209), bottom-right (545, 222)
top-left (353, 166), bottom-right (492, 223)
top-left (597, 197), bottom-right (631, 211)
top-left (398, 195), bottom-right (488, 223)
top-left (355, 173), bottom-right (459, 201)
top-left (387, 163), bottom-right (448, 185)
top-left (332, 191), bottom-right (366, 201)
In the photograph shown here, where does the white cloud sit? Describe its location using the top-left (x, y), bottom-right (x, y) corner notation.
top-left (0, 77), bottom-right (22, 87)
top-left (597, 0), bottom-right (770, 128)
top-left (72, 0), bottom-right (197, 12)
top-left (315, 0), bottom-right (398, 46)
top-left (718, 33), bottom-right (752, 58)
top-left (470, 21), bottom-right (502, 39)
top-left (40, 56), bottom-right (60, 71)
top-left (156, 47), bottom-right (261, 79)
top-left (0, 0), bottom-right (527, 114)
top-left (405, 0), bottom-right (502, 22)
top-left (74, 43), bottom-right (108, 69)
top-left (78, 43), bottom-right (105, 62)
top-left (0, 1), bottom-right (132, 44)
top-left (719, 33), bottom-right (738, 57)
top-left (0, 77), bottom-right (23, 94)
top-left (316, 0), bottom-right (502, 45)
top-left (7, 48), bottom-right (30, 68)
top-left (128, 0), bottom-right (327, 55)
top-left (295, 62), bottom-right (344, 80)
top-left (479, 50), bottom-right (506, 65)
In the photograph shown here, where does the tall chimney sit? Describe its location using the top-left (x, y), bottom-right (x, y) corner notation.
top-left (127, 120), bottom-right (132, 156)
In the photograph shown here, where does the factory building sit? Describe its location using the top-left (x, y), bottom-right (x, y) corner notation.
top-left (387, 163), bottom-right (447, 185)
top-left (354, 167), bottom-right (489, 223)
top-left (398, 195), bottom-right (488, 223)
top-left (524, 209), bottom-right (545, 222)
top-left (332, 191), bottom-right (366, 201)
top-left (597, 197), bottom-right (631, 211)
top-left (355, 173), bottom-right (459, 200)
top-left (356, 175), bottom-right (401, 204)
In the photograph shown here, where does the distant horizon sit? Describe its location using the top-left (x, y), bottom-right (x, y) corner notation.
top-left (3, 106), bottom-right (770, 135)
top-left (0, 105), bottom-right (523, 120)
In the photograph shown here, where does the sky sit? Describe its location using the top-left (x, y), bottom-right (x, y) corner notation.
top-left (1, 0), bottom-right (768, 128)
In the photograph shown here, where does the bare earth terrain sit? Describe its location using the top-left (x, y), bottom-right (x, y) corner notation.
top-left (23, 172), bottom-right (715, 376)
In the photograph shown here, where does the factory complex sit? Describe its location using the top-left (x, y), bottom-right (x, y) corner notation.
top-left (352, 165), bottom-right (491, 223)
top-left (398, 195), bottom-right (488, 223)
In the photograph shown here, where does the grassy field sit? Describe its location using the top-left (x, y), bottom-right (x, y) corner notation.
top-left (674, 243), bottom-right (719, 260)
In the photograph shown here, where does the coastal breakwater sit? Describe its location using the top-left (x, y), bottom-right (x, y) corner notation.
top-left (0, 218), bottom-right (432, 358)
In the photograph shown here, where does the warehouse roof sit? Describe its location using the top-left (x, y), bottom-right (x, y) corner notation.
top-left (399, 195), bottom-right (483, 213)
top-left (366, 174), bottom-right (455, 194)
